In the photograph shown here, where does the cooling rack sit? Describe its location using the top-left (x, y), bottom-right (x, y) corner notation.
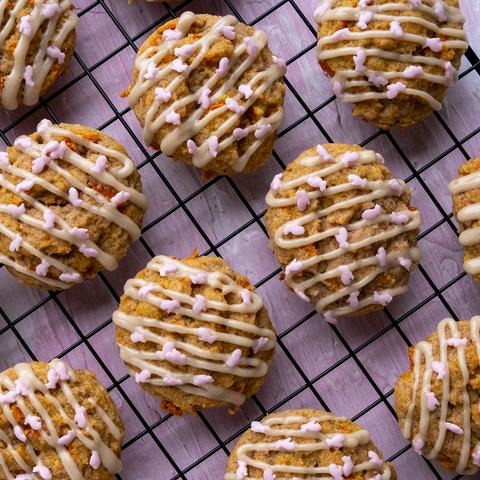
top-left (0, 0), bottom-right (479, 478)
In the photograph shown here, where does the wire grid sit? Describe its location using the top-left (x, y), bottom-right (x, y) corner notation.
top-left (0, 0), bottom-right (479, 478)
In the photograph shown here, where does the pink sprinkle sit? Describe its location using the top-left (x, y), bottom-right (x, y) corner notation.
top-left (424, 37), bottom-right (443, 52)
top-left (79, 244), bottom-right (97, 258)
top-left (426, 391), bottom-right (440, 412)
top-left (163, 375), bottom-right (183, 386)
top-left (295, 289), bottom-right (310, 302)
top-left (233, 127), bottom-right (249, 140)
top-left (32, 465), bottom-right (51, 480)
top-left (413, 435), bottom-right (425, 454)
top-left (55, 362), bottom-right (70, 381)
top-left (9, 234), bottom-right (21, 252)
top-left (208, 135), bottom-right (219, 157)
top-left (15, 380), bottom-right (28, 396)
top-left (143, 62), bottom-right (158, 80)
top-left (332, 80), bottom-right (343, 97)
top-left (58, 429), bottom-right (76, 446)
top-left (42, 208), bottom-right (56, 230)
top-left (190, 272), bottom-right (208, 284)
top-left (170, 58), bottom-right (188, 73)
top-left (19, 15), bottom-right (32, 36)
top-left (216, 57), bottom-right (230, 77)
top-left (193, 375), bottom-right (214, 386)
top-left (263, 468), bottom-right (276, 480)
top-left (236, 460), bottom-right (248, 479)
top-left (35, 259), bottom-right (50, 277)
top-left (390, 21), bottom-right (404, 38)
top-left (285, 259), bottom-right (303, 275)
top-left (23, 65), bottom-right (34, 87)
top-left (338, 265), bottom-right (353, 285)
top-left (0, 151), bottom-right (9, 165)
top-left (330, 27), bottom-right (349, 41)
top-left (275, 437), bottom-right (296, 451)
top-left (90, 450), bottom-right (101, 470)
top-left (434, 1), bottom-right (447, 21)
top-left (354, 48), bottom-right (366, 72)
top-left (71, 227), bottom-right (89, 241)
top-left (387, 82), bottom-right (407, 99)
top-left (376, 247), bottom-right (388, 267)
top-left (174, 44), bottom-right (194, 58)
top-left (135, 369), bottom-right (151, 383)
top-left (111, 191), bottom-right (130, 207)
top-left (307, 175), bottom-right (327, 191)
top-left (74, 406), bottom-right (87, 428)
top-left (92, 155), bottom-right (108, 175)
top-left (68, 187), bottom-right (83, 206)
top-left (368, 71), bottom-right (388, 87)
top-left (187, 139), bottom-right (198, 156)
top-left (445, 422), bottom-right (464, 435)
top-left (432, 360), bottom-right (447, 379)
top-left (226, 97), bottom-right (245, 114)
top-left (24, 415), bottom-right (41, 430)
top-left (368, 450), bottom-right (383, 466)
top-left (157, 342), bottom-right (187, 365)
top-left (217, 24), bottom-right (235, 40)
top-left (272, 55), bottom-right (287, 70)
top-left (362, 204), bottom-right (382, 220)
top-left (138, 283), bottom-right (155, 297)
top-left (340, 151), bottom-right (359, 167)
top-left (251, 421), bottom-right (268, 433)
top-left (192, 294), bottom-right (207, 314)
top-left (342, 456), bottom-right (354, 476)
top-left (348, 291), bottom-right (360, 308)
top-left (296, 189), bottom-right (310, 211)
top-left (404, 65), bottom-right (424, 79)
top-left (15, 179), bottom-right (34, 193)
top-left (130, 331), bottom-right (146, 343)
top-left (225, 349), bottom-right (242, 368)
top-left (357, 11), bottom-right (373, 29)
top-left (390, 212), bottom-right (409, 225)
top-left (163, 29), bottom-right (183, 41)
top-left (32, 156), bottom-right (50, 174)
top-left (43, 140), bottom-right (67, 160)
top-left (159, 261), bottom-right (177, 276)
top-left (241, 289), bottom-right (252, 304)
top-left (316, 144), bottom-right (332, 161)
top-left (445, 61), bottom-right (456, 83)
top-left (472, 446), bottom-right (480, 467)
top-left (59, 272), bottom-right (81, 283)
top-left (6, 203), bottom-right (25, 218)
top-left (335, 227), bottom-right (349, 249)
top-left (388, 179), bottom-right (404, 195)
top-left (198, 88), bottom-right (211, 109)
top-left (43, 3), bottom-right (61, 18)
top-left (155, 87), bottom-right (172, 103)
top-left (0, 391), bottom-right (17, 404)
top-left (373, 291), bottom-right (392, 306)
top-left (14, 425), bottom-right (26, 442)
top-left (255, 123), bottom-right (273, 139)
top-left (300, 420), bottom-right (321, 432)
top-left (325, 433), bottom-right (345, 447)
top-left (253, 337), bottom-right (270, 354)
top-left (270, 173), bottom-right (283, 192)
top-left (238, 84), bottom-right (253, 99)
top-left (165, 110), bottom-right (181, 125)
top-left (47, 46), bottom-right (65, 64)
top-left (243, 36), bottom-right (258, 57)
top-left (447, 337), bottom-right (468, 347)
top-left (284, 222), bottom-right (305, 236)
top-left (348, 173), bottom-right (368, 189)
top-left (328, 464), bottom-right (343, 480)
top-left (399, 256), bottom-right (413, 271)
top-left (409, 0), bottom-right (422, 5)
top-left (160, 299), bottom-right (181, 313)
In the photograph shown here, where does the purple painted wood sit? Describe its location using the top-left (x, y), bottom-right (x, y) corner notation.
top-left (0, 1), bottom-right (479, 479)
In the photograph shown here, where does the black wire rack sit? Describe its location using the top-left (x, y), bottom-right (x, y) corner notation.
top-left (0, 0), bottom-right (479, 479)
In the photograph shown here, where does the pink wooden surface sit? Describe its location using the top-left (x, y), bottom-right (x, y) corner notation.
top-left (0, 1), bottom-right (480, 479)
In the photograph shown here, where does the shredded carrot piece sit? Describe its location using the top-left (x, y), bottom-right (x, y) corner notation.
top-left (188, 248), bottom-right (199, 259)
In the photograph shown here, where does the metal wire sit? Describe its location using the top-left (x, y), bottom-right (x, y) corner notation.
top-left (0, 1), bottom-right (479, 478)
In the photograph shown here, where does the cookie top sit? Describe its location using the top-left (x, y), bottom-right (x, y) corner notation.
top-left (265, 144), bottom-right (421, 322)
top-left (315, 0), bottom-right (467, 129)
top-left (225, 408), bottom-right (396, 479)
top-left (112, 255), bottom-right (276, 414)
top-left (0, 120), bottom-right (149, 290)
top-left (0, 0), bottom-right (78, 110)
top-left (126, 12), bottom-right (286, 176)
top-left (0, 360), bottom-right (124, 479)
top-left (395, 317), bottom-right (480, 474)
top-left (449, 157), bottom-right (480, 282)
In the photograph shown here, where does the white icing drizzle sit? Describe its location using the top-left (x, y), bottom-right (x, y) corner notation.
top-left (0, 0), bottom-right (78, 110)
top-left (265, 147), bottom-right (421, 321)
top-left (0, 360), bottom-right (122, 479)
top-left (449, 168), bottom-right (480, 276)
top-left (112, 255), bottom-right (276, 407)
top-left (225, 412), bottom-right (392, 479)
top-left (315, 0), bottom-right (467, 112)
top-left (402, 317), bottom-right (480, 475)
top-left (0, 119), bottom-right (149, 289)
top-left (128, 11), bottom-right (286, 173)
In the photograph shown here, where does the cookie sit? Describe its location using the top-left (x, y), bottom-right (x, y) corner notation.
top-left (0, 119), bottom-right (149, 290)
top-left (0, 0), bottom-right (78, 110)
top-left (395, 316), bottom-right (480, 474)
top-left (265, 144), bottom-right (421, 323)
top-left (315, 0), bottom-right (467, 129)
top-left (125, 11), bottom-right (286, 176)
top-left (225, 408), bottom-right (396, 479)
top-left (449, 156), bottom-right (480, 282)
top-left (112, 254), bottom-right (276, 414)
top-left (0, 359), bottom-right (124, 479)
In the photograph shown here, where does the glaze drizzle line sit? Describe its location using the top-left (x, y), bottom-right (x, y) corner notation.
top-left (112, 256), bottom-right (276, 407)
top-left (315, 0), bottom-right (467, 111)
top-left (266, 147), bottom-right (421, 322)
top-left (0, 119), bottom-right (149, 289)
top-left (128, 11), bottom-right (286, 173)
top-left (225, 413), bottom-right (392, 479)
